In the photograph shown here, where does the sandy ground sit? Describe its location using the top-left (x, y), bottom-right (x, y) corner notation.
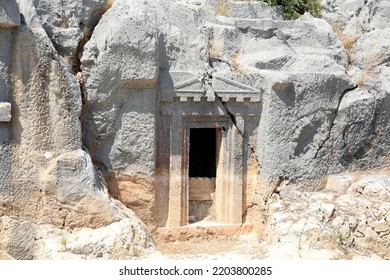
top-left (154, 230), bottom-right (269, 260)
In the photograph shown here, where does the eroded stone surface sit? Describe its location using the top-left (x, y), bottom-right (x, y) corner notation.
top-left (0, 102), bottom-right (11, 122)
top-left (1, 0), bottom-right (390, 259)
top-left (35, 217), bottom-right (155, 259)
top-left (0, 0), bottom-right (19, 27)
top-left (266, 171), bottom-right (390, 259)
top-left (0, 0), bottom-right (156, 260)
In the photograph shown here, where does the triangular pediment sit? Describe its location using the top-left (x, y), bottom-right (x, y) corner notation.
top-left (174, 77), bottom-right (203, 92)
top-left (161, 72), bottom-right (206, 102)
top-left (172, 72), bottom-right (205, 102)
top-left (212, 75), bottom-right (261, 102)
top-left (168, 72), bottom-right (203, 93)
top-left (161, 72), bottom-right (261, 103)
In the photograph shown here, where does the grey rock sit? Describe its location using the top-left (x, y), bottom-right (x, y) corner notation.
top-left (0, 102), bottom-right (11, 122)
top-left (34, 216), bottom-right (155, 259)
top-left (0, 217), bottom-right (37, 260)
top-left (81, 0), bottom-right (160, 103)
top-left (17, 0), bottom-right (114, 57)
top-left (352, 28), bottom-right (390, 71)
top-left (0, 28), bottom-right (13, 110)
top-left (224, 1), bottom-right (282, 19)
top-left (321, 0), bottom-right (390, 172)
top-left (267, 172), bottom-right (390, 259)
top-left (326, 89), bottom-right (376, 169)
top-left (364, 0), bottom-right (390, 30)
top-left (76, 0), bottom-right (357, 226)
top-left (0, 0), bottom-right (20, 27)
top-left (0, 0), bottom-right (155, 259)
top-left (3, 0), bottom-right (390, 259)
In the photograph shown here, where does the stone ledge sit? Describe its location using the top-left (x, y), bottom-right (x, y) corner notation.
top-left (0, 102), bottom-right (11, 122)
top-left (0, 0), bottom-right (20, 27)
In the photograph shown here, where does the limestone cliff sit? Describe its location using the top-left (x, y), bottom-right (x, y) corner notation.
top-left (0, 0), bottom-right (154, 260)
top-left (0, 0), bottom-right (389, 259)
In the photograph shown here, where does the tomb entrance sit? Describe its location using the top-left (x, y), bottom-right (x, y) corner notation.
top-left (157, 72), bottom-right (261, 228)
top-left (188, 128), bottom-right (217, 223)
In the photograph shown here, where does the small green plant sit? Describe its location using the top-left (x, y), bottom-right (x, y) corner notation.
top-left (262, 0), bottom-right (322, 20)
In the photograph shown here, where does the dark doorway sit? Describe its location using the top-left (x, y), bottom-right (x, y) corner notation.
top-left (189, 128), bottom-right (216, 178)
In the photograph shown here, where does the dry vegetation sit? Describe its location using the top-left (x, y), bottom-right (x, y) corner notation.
top-left (216, 0), bottom-right (229, 16)
top-left (231, 51), bottom-right (247, 73)
top-left (340, 34), bottom-right (359, 62)
top-left (355, 67), bottom-right (378, 87)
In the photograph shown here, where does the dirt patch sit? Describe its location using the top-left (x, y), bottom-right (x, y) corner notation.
top-left (155, 233), bottom-right (267, 259)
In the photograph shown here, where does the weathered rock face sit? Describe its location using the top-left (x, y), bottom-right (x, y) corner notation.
top-left (320, 0), bottom-right (390, 169)
top-left (79, 0), bottom-right (161, 224)
top-left (266, 171), bottom-right (390, 259)
top-left (17, 0), bottom-right (116, 58)
top-left (259, 0), bottom-right (388, 259)
top-left (0, 0), bottom-right (19, 27)
top-left (1, 0), bottom-right (390, 259)
top-left (0, 0), bottom-right (155, 260)
top-left (262, 0), bottom-right (390, 258)
top-left (77, 0), bottom-right (357, 227)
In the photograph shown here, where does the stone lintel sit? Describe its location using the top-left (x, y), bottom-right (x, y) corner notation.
top-left (0, 102), bottom-right (11, 122)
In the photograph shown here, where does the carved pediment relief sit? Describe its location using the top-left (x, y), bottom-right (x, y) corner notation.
top-left (160, 72), bottom-right (261, 103)
top-left (212, 75), bottom-right (261, 102)
top-left (173, 75), bottom-right (207, 102)
top-left (174, 77), bottom-right (203, 93)
top-left (161, 72), bottom-right (207, 102)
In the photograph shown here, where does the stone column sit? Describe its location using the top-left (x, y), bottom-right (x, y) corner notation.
top-left (166, 111), bottom-right (185, 227)
top-left (231, 116), bottom-right (244, 224)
